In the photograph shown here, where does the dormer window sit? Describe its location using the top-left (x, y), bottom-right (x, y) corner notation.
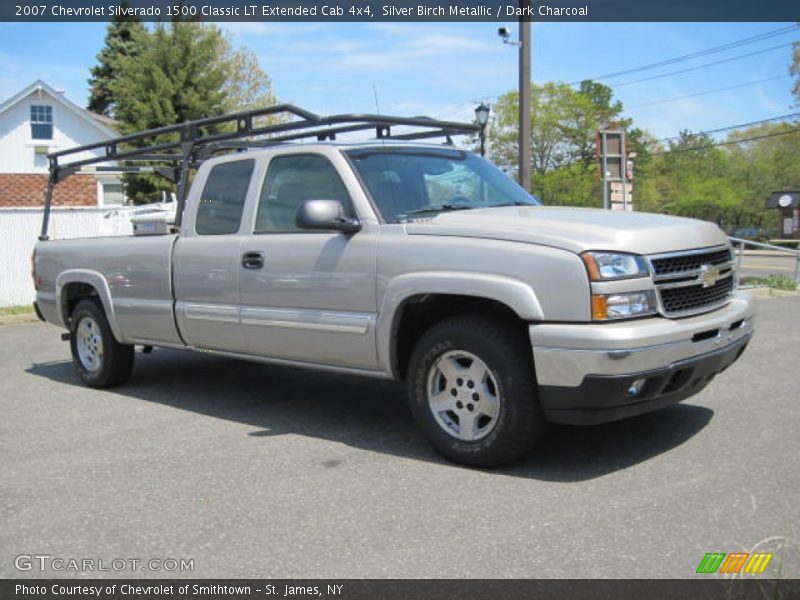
top-left (31, 105), bottom-right (53, 140)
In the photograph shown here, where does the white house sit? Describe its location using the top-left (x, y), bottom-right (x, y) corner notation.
top-left (0, 79), bottom-right (125, 207)
top-left (0, 80), bottom-right (135, 308)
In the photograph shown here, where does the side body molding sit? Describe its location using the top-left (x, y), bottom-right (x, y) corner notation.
top-left (55, 269), bottom-right (126, 343)
top-left (376, 271), bottom-right (544, 376)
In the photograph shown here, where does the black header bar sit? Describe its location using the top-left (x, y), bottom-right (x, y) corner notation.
top-left (3, 0), bottom-right (799, 22)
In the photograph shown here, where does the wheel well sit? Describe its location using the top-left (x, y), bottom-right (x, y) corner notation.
top-left (62, 282), bottom-right (100, 325)
top-left (392, 294), bottom-right (526, 380)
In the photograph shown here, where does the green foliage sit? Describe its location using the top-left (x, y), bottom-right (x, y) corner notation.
top-left (86, 3), bottom-right (147, 116)
top-left (110, 22), bottom-right (228, 202)
top-left (744, 274), bottom-right (798, 290)
top-left (487, 80), bottom-right (626, 205)
top-left (0, 305), bottom-right (34, 317)
top-left (91, 20), bottom-right (279, 203)
top-left (636, 124), bottom-right (800, 232)
top-left (220, 39), bottom-right (278, 113)
top-left (486, 71), bottom-right (799, 230)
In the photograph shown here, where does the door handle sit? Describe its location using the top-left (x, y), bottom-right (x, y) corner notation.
top-left (241, 251), bottom-right (265, 269)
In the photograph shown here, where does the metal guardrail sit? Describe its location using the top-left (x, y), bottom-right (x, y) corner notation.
top-left (729, 236), bottom-right (800, 284)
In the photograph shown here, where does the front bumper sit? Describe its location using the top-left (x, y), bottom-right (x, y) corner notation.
top-left (530, 291), bottom-right (755, 425)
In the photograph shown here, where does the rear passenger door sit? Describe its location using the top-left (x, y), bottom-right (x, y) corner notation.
top-left (173, 158), bottom-right (255, 353)
top-left (238, 153), bottom-right (379, 370)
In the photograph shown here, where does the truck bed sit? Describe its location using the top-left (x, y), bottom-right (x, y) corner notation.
top-left (34, 234), bottom-right (182, 346)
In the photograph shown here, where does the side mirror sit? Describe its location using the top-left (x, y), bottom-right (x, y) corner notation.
top-left (296, 199), bottom-right (361, 234)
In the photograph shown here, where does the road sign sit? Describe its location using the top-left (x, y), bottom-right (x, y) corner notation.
top-left (610, 192), bottom-right (634, 203)
top-left (610, 182), bottom-right (633, 193)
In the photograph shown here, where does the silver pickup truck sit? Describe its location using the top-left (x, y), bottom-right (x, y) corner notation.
top-left (32, 109), bottom-right (755, 467)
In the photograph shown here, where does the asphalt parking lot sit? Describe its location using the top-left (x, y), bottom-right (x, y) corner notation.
top-left (1, 295), bottom-right (798, 579)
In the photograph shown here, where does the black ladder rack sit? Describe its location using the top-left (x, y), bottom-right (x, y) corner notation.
top-left (40, 104), bottom-right (480, 240)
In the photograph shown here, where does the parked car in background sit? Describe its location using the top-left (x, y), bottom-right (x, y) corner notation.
top-left (731, 227), bottom-right (770, 244)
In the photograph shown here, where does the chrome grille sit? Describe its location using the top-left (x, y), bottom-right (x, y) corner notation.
top-left (648, 247), bottom-right (734, 318)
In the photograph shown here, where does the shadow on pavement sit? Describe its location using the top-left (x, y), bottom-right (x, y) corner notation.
top-left (27, 348), bottom-right (713, 482)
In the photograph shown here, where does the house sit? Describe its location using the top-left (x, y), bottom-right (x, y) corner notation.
top-left (0, 80), bottom-right (125, 207)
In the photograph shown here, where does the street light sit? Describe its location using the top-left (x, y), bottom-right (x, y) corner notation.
top-left (475, 102), bottom-right (490, 157)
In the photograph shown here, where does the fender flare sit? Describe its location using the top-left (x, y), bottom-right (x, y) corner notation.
top-left (56, 269), bottom-right (126, 343)
top-left (376, 271), bottom-right (544, 376)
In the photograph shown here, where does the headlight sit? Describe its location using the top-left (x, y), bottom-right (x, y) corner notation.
top-left (581, 251), bottom-right (649, 280)
top-left (591, 291), bottom-right (657, 320)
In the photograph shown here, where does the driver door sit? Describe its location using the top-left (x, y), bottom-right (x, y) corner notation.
top-left (238, 153), bottom-right (379, 370)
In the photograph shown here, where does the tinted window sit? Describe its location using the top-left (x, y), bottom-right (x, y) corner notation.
top-left (255, 154), bottom-right (352, 232)
top-left (195, 160), bottom-right (254, 235)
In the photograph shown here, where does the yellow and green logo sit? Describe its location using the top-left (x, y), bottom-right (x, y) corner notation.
top-left (696, 552), bottom-right (773, 574)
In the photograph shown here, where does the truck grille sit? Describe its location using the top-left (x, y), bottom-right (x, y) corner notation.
top-left (659, 277), bottom-right (734, 315)
top-left (650, 248), bottom-right (731, 276)
top-left (648, 247), bottom-right (734, 318)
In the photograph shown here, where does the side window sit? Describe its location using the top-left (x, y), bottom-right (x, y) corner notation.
top-left (195, 159), bottom-right (254, 235)
top-left (255, 154), bottom-right (353, 233)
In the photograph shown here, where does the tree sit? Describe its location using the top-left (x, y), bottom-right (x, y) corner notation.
top-left (220, 39), bottom-right (278, 113)
top-left (86, 3), bottom-right (147, 116)
top-left (111, 22), bottom-right (229, 202)
top-left (487, 80), bottom-right (626, 204)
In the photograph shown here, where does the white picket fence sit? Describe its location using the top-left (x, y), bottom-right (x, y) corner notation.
top-left (0, 207), bottom-right (134, 307)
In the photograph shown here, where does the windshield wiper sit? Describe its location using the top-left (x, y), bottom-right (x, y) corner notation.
top-left (486, 201), bottom-right (532, 207)
top-left (399, 204), bottom-right (475, 219)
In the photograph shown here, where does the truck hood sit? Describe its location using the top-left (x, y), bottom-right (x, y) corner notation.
top-left (403, 206), bottom-right (729, 255)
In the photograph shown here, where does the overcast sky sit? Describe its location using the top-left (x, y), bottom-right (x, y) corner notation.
top-left (0, 21), bottom-right (796, 139)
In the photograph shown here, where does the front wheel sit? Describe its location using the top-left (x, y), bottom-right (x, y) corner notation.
top-left (406, 315), bottom-right (543, 467)
top-left (70, 298), bottom-right (134, 388)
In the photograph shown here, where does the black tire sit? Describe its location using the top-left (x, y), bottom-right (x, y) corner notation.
top-left (406, 315), bottom-right (543, 467)
top-left (69, 298), bottom-right (134, 388)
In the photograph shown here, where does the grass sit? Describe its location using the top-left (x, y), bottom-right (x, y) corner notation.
top-left (0, 305), bottom-right (34, 317)
top-left (743, 274), bottom-right (799, 290)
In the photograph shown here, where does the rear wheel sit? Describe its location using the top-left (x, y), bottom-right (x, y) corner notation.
top-left (407, 315), bottom-right (543, 467)
top-left (70, 298), bottom-right (134, 388)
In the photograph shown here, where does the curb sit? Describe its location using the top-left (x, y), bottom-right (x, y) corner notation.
top-left (746, 288), bottom-right (800, 300)
top-left (0, 313), bottom-right (39, 325)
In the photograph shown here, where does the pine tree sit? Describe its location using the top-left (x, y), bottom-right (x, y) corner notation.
top-left (86, 4), bottom-right (146, 116)
top-left (111, 22), bottom-right (229, 202)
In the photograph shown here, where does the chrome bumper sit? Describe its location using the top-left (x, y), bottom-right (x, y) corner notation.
top-left (530, 291), bottom-right (755, 388)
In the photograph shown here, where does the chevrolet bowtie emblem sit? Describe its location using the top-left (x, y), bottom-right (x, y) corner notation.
top-left (699, 264), bottom-right (720, 287)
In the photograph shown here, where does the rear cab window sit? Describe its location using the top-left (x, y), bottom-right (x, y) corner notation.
top-left (195, 159), bottom-right (255, 235)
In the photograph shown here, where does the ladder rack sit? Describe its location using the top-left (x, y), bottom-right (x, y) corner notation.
top-left (40, 104), bottom-right (480, 239)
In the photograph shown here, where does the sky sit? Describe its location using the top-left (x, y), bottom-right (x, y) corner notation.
top-left (0, 21), bottom-right (797, 140)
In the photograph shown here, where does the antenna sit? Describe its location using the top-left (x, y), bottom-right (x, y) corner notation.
top-left (373, 84), bottom-right (381, 115)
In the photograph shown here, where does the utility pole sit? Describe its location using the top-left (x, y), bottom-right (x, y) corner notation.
top-left (518, 18), bottom-right (531, 192)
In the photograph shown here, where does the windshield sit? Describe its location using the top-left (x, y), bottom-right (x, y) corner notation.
top-left (345, 147), bottom-right (541, 223)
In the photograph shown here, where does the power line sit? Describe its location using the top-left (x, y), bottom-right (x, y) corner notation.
top-left (570, 24), bottom-right (799, 84)
top-left (628, 74), bottom-right (791, 109)
top-left (612, 42), bottom-right (795, 88)
top-left (651, 112), bottom-right (800, 144)
top-left (434, 25), bottom-right (799, 122)
top-left (649, 127), bottom-right (800, 155)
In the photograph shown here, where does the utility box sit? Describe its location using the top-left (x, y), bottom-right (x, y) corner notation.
top-left (130, 206), bottom-right (176, 236)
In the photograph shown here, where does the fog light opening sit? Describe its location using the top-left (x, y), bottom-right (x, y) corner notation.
top-left (627, 378), bottom-right (646, 397)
